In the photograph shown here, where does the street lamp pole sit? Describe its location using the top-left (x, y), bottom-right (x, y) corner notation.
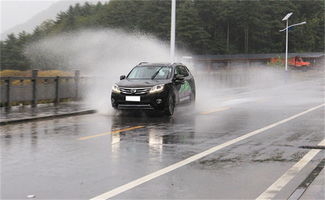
top-left (280, 12), bottom-right (306, 71)
top-left (285, 19), bottom-right (289, 71)
top-left (170, 0), bottom-right (176, 63)
top-left (281, 12), bottom-right (292, 71)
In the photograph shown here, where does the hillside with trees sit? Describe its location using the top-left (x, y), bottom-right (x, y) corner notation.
top-left (0, 0), bottom-right (324, 70)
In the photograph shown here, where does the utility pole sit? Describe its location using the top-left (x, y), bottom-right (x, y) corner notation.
top-left (170, 0), bottom-right (176, 63)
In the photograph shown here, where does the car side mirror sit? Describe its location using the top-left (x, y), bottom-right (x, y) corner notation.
top-left (174, 74), bottom-right (185, 84)
top-left (120, 75), bottom-right (126, 80)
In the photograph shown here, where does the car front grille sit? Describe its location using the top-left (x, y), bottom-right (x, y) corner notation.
top-left (120, 87), bottom-right (151, 95)
top-left (118, 104), bottom-right (153, 110)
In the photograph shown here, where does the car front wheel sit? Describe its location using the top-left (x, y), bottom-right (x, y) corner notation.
top-left (164, 94), bottom-right (175, 116)
top-left (190, 91), bottom-right (196, 103)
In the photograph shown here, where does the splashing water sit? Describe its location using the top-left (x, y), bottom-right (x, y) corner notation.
top-left (25, 29), bottom-right (189, 114)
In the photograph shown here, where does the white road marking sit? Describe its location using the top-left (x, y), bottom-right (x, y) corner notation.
top-left (256, 139), bottom-right (325, 200)
top-left (90, 103), bottom-right (325, 200)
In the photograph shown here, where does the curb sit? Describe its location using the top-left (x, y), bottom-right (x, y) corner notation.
top-left (288, 158), bottom-right (325, 200)
top-left (0, 109), bottom-right (96, 125)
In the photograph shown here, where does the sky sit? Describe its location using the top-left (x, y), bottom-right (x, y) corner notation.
top-left (0, 0), bottom-right (60, 34)
top-left (0, 0), bottom-right (107, 39)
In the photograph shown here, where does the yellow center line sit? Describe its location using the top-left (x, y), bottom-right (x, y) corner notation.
top-left (199, 96), bottom-right (268, 115)
top-left (77, 126), bottom-right (145, 141)
top-left (200, 106), bottom-right (230, 115)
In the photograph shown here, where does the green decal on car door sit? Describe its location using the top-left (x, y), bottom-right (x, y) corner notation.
top-left (179, 80), bottom-right (191, 97)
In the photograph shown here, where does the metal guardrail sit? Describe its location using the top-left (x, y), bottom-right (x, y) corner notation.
top-left (0, 70), bottom-right (85, 108)
top-left (194, 52), bottom-right (324, 62)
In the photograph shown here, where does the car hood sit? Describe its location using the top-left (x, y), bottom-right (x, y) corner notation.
top-left (117, 79), bottom-right (170, 88)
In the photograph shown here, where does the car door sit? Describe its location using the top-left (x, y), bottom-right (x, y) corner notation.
top-left (174, 65), bottom-right (192, 103)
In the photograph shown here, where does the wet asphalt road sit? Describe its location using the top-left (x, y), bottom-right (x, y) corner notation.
top-left (1, 71), bottom-right (324, 199)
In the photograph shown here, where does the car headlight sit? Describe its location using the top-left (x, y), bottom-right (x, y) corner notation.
top-left (149, 84), bottom-right (164, 94)
top-left (112, 84), bottom-right (121, 93)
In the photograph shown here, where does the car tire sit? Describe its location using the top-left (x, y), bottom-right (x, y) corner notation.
top-left (164, 94), bottom-right (175, 116)
top-left (190, 92), bottom-right (196, 103)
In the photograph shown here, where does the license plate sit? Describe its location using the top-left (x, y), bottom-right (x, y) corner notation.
top-left (125, 96), bottom-right (140, 102)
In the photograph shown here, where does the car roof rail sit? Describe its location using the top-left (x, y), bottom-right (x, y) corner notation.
top-left (138, 62), bottom-right (148, 65)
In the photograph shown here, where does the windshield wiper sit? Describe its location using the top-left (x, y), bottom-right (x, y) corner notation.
top-left (151, 67), bottom-right (164, 80)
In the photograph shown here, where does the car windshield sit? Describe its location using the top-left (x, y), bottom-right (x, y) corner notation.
top-left (127, 66), bottom-right (172, 80)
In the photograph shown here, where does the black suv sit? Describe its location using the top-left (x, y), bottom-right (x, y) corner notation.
top-left (111, 62), bottom-right (196, 115)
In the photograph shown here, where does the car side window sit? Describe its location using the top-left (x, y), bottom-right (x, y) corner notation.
top-left (183, 66), bottom-right (191, 76)
top-left (175, 66), bottom-right (181, 75)
top-left (179, 66), bottom-right (189, 77)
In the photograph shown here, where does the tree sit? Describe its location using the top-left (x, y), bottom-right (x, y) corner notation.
top-left (176, 0), bottom-right (210, 53)
top-left (1, 0), bottom-right (324, 70)
top-left (0, 33), bottom-right (31, 70)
